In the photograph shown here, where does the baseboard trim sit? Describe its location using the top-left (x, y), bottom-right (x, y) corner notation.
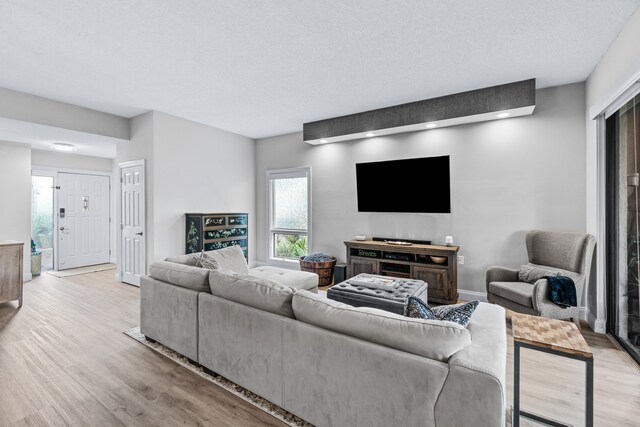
top-left (587, 309), bottom-right (606, 334)
top-left (458, 289), bottom-right (487, 302)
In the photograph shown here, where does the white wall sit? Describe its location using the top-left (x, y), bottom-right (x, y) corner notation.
top-left (256, 83), bottom-right (587, 298)
top-left (585, 7), bottom-right (640, 332)
top-left (153, 112), bottom-right (256, 263)
top-left (31, 150), bottom-right (113, 172)
top-left (115, 111), bottom-right (257, 271)
top-left (0, 141), bottom-right (32, 280)
top-left (586, 8), bottom-right (640, 112)
top-left (0, 87), bottom-right (129, 140)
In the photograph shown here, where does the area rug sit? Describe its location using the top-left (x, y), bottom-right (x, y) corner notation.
top-left (123, 327), bottom-right (312, 427)
top-left (47, 263), bottom-right (116, 278)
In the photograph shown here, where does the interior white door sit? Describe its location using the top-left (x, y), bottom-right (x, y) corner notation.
top-left (121, 164), bottom-right (145, 286)
top-left (57, 173), bottom-right (110, 270)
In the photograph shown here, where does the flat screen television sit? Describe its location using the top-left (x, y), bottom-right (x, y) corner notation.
top-left (356, 155), bottom-right (451, 213)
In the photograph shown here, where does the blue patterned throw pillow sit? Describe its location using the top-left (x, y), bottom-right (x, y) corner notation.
top-left (404, 296), bottom-right (437, 320)
top-left (405, 297), bottom-right (479, 327)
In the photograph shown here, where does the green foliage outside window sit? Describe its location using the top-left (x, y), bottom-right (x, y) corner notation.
top-left (274, 234), bottom-right (308, 259)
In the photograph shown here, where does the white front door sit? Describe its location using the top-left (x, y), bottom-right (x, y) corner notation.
top-left (57, 173), bottom-right (110, 270)
top-left (120, 163), bottom-right (145, 286)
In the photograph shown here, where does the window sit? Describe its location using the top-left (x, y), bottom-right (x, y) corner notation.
top-left (267, 167), bottom-right (311, 263)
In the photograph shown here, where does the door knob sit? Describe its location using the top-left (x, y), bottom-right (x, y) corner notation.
top-left (136, 232), bottom-right (143, 236)
top-left (59, 227), bottom-right (65, 231)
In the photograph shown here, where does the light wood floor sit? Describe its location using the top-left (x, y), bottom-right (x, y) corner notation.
top-left (1, 272), bottom-right (640, 426)
top-left (0, 271), bottom-right (286, 426)
top-left (505, 312), bottom-right (640, 427)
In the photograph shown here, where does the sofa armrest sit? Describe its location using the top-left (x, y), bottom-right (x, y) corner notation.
top-left (486, 266), bottom-right (519, 293)
top-left (435, 303), bottom-right (507, 427)
top-left (140, 276), bottom-right (200, 362)
top-left (532, 275), bottom-right (585, 313)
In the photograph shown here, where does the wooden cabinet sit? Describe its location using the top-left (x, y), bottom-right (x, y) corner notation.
top-left (0, 241), bottom-right (24, 307)
top-left (411, 265), bottom-right (450, 303)
top-left (185, 213), bottom-right (248, 261)
top-left (344, 240), bottom-right (459, 304)
top-left (349, 258), bottom-right (379, 276)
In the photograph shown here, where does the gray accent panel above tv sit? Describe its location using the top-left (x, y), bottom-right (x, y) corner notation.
top-left (303, 79), bottom-right (535, 142)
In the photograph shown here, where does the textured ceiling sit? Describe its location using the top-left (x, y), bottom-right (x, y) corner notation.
top-left (1, 0), bottom-right (639, 139)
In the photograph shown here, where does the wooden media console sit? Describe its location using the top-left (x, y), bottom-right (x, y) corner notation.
top-left (344, 240), bottom-right (459, 305)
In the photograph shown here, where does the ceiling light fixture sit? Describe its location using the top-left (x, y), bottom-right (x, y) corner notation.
top-left (50, 143), bottom-right (78, 152)
top-left (303, 79), bottom-right (535, 145)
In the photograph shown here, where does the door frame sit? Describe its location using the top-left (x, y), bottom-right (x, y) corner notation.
top-left (117, 159), bottom-right (146, 284)
top-left (31, 166), bottom-right (113, 271)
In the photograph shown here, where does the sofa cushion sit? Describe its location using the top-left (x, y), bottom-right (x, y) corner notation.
top-left (249, 266), bottom-right (318, 292)
top-left (292, 290), bottom-right (471, 362)
top-left (487, 281), bottom-right (534, 307)
top-left (208, 245), bottom-right (249, 274)
top-left (208, 269), bottom-right (295, 318)
top-left (149, 261), bottom-right (210, 293)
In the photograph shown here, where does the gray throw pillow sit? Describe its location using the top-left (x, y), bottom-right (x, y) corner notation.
top-left (194, 252), bottom-right (218, 270)
top-left (518, 264), bottom-right (561, 284)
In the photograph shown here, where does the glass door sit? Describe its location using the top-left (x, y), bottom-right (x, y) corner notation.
top-left (31, 175), bottom-right (55, 271)
top-left (606, 93), bottom-right (640, 364)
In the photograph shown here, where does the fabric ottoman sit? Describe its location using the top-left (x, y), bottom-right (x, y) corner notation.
top-left (327, 274), bottom-right (428, 315)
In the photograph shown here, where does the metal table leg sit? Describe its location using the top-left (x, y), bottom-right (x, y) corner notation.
top-left (514, 342), bottom-right (520, 427)
top-left (586, 358), bottom-right (594, 427)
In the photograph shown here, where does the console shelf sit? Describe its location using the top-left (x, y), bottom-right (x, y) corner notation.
top-left (344, 240), bottom-right (459, 304)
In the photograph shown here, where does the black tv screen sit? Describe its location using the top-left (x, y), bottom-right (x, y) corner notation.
top-left (356, 155), bottom-right (451, 213)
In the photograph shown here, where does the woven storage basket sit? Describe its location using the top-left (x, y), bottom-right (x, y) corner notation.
top-left (299, 256), bottom-right (337, 287)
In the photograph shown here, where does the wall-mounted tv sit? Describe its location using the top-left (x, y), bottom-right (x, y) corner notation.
top-left (356, 155), bottom-right (451, 213)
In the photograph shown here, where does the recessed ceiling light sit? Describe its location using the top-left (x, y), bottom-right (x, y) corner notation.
top-left (50, 143), bottom-right (78, 152)
top-left (365, 132), bottom-right (375, 137)
top-left (496, 112), bottom-right (510, 118)
top-left (425, 123), bottom-right (437, 128)
top-left (319, 139), bottom-right (328, 144)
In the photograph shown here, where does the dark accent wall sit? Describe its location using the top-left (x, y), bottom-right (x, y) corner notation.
top-left (303, 79), bottom-right (535, 141)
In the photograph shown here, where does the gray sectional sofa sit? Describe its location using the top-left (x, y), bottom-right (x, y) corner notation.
top-left (140, 245), bottom-right (507, 427)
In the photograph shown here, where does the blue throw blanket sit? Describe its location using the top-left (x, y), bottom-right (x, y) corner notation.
top-left (546, 275), bottom-right (577, 307)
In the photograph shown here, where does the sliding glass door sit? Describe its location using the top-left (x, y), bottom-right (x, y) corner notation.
top-left (607, 93), bottom-right (640, 364)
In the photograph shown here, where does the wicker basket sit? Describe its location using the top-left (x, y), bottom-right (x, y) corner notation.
top-left (299, 256), bottom-right (337, 287)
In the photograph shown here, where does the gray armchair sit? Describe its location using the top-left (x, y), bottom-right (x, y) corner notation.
top-left (486, 230), bottom-right (596, 326)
